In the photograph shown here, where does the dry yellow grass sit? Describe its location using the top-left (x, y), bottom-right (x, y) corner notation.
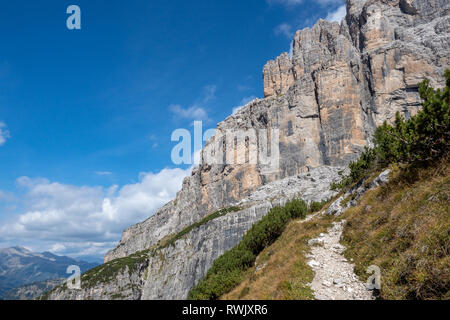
top-left (341, 159), bottom-right (450, 299)
top-left (222, 214), bottom-right (334, 300)
top-left (223, 158), bottom-right (449, 300)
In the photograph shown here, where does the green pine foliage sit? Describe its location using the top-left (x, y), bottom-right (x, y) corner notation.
top-left (308, 200), bottom-right (327, 213)
top-left (332, 70), bottom-right (450, 191)
top-left (160, 206), bottom-right (241, 249)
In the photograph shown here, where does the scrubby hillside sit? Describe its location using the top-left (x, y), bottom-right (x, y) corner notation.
top-left (42, 0), bottom-right (449, 300)
top-left (342, 160), bottom-right (449, 299)
top-left (221, 160), bottom-right (449, 300)
top-left (218, 72), bottom-right (450, 300)
top-left (2, 279), bottom-right (63, 300)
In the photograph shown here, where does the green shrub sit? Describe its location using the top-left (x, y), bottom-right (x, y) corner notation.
top-left (333, 70), bottom-right (450, 191)
top-left (308, 200), bottom-right (327, 213)
top-left (188, 198), bottom-right (309, 300)
top-left (160, 206), bottom-right (241, 248)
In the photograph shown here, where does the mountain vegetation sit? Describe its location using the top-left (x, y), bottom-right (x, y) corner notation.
top-left (332, 70), bottom-right (450, 191)
top-left (188, 199), bottom-right (326, 300)
top-left (202, 72), bottom-right (450, 300)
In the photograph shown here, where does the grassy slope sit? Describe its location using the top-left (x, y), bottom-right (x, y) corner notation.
top-left (222, 160), bottom-right (449, 300)
top-left (222, 214), bottom-right (333, 299)
top-left (341, 159), bottom-right (449, 300)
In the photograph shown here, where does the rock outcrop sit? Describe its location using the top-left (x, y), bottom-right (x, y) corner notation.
top-left (326, 169), bottom-right (391, 216)
top-left (46, 166), bottom-right (341, 300)
top-left (47, 0), bottom-right (449, 300)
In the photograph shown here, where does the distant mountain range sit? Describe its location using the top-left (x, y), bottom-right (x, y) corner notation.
top-left (0, 246), bottom-right (98, 299)
top-left (1, 278), bottom-right (64, 300)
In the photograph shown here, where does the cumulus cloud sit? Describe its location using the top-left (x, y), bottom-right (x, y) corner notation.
top-left (49, 243), bottom-right (66, 253)
top-left (325, 5), bottom-right (346, 23)
top-left (170, 85), bottom-right (216, 122)
top-left (95, 171), bottom-right (112, 176)
top-left (274, 23), bottom-right (295, 39)
top-left (169, 104), bottom-right (209, 121)
top-left (0, 122), bottom-right (10, 146)
top-left (267, 0), bottom-right (304, 6)
top-left (268, 0), bottom-right (342, 7)
top-left (0, 167), bottom-right (191, 257)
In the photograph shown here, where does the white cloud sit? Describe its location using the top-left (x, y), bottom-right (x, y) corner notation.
top-left (201, 85), bottom-right (216, 103)
top-left (170, 104), bottom-right (209, 121)
top-left (267, 0), bottom-right (304, 6)
top-left (0, 167), bottom-right (191, 258)
top-left (149, 135), bottom-right (159, 148)
top-left (0, 122), bottom-right (10, 146)
top-left (170, 85), bottom-right (216, 122)
top-left (268, 0), bottom-right (342, 7)
top-left (317, 0), bottom-right (343, 5)
top-left (0, 190), bottom-right (15, 202)
top-left (274, 23), bottom-right (295, 39)
top-left (325, 5), bottom-right (346, 23)
top-left (232, 96), bottom-right (258, 115)
top-left (95, 171), bottom-right (112, 176)
top-left (232, 106), bottom-right (243, 115)
top-left (237, 84), bottom-right (250, 92)
top-left (50, 243), bottom-right (66, 253)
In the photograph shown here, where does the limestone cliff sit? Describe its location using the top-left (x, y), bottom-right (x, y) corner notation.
top-left (45, 0), bottom-right (449, 300)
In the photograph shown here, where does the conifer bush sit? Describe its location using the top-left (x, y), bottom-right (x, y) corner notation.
top-left (188, 198), bottom-right (313, 300)
top-left (332, 70), bottom-right (449, 190)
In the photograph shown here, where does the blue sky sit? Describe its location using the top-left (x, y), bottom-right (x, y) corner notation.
top-left (0, 0), bottom-right (345, 261)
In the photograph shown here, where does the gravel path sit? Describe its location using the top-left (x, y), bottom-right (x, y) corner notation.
top-left (306, 220), bottom-right (373, 300)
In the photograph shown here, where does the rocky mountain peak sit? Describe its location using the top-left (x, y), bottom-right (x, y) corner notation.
top-left (104, 0), bottom-right (448, 265)
top-left (45, 0), bottom-right (449, 300)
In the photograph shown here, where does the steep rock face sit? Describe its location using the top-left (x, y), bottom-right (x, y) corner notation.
top-left (346, 0), bottom-right (449, 126)
top-left (140, 166), bottom-right (340, 300)
top-left (44, 262), bottom-right (148, 300)
top-left (46, 167), bottom-right (340, 300)
top-left (263, 52), bottom-right (295, 97)
top-left (51, 0), bottom-right (448, 300)
top-left (105, 0), bottom-right (448, 263)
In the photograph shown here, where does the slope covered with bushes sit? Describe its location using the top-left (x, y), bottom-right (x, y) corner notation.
top-left (222, 160), bottom-right (449, 300)
top-left (341, 159), bottom-right (449, 299)
top-left (218, 72), bottom-right (450, 300)
top-left (188, 199), bottom-right (326, 299)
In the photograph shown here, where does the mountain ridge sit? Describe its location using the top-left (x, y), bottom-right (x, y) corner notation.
top-left (43, 0), bottom-right (449, 300)
top-left (0, 246), bottom-right (98, 299)
top-left (105, 0), bottom-right (448, 264)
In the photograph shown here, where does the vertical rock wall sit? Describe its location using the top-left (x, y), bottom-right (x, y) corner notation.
top-left (104, 0), bottom-right (449, 277)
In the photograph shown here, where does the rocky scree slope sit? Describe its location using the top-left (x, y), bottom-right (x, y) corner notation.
top-left (45, 0), bottom-right (449, 300)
